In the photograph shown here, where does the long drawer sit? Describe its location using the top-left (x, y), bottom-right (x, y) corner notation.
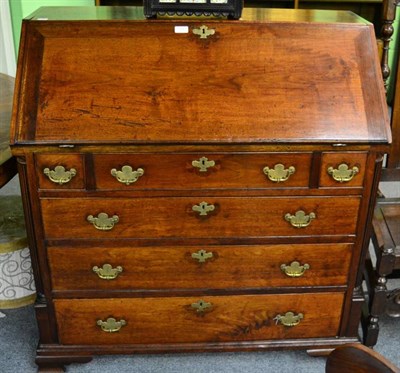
top-left (40, 196), bottom-right (360, 240)
top-left (92, 153), bottom-right (312, 189)
top-left (54, 293), bottom-right (344, 345)
top-left (48, 243), bottom-right (353, 291)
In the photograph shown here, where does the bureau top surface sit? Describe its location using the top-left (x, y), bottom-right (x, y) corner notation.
top-left (10, 7), bottom-right (391, 146)
top-left (26, 6), bottom-right (366, 23)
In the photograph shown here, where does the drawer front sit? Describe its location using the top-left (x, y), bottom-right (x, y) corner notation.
top-left (319, 152), bottom-right (367, 188)
top-left (54, 293), bottom-right (344, 345)
top-left (93, 153), bottom-right (312, 190)
top-left (48, 243), bottom-right (353, 290)
top-left (41, 196), bottom-right (360, 240)
top-left (36, 154), bottom-right (85, 189)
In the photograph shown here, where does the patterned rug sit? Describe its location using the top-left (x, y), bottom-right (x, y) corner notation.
top-left (0, 195), bottom-right (35, 310)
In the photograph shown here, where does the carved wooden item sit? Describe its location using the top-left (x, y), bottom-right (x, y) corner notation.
top-left (143, 0), bottom-right (243, 19)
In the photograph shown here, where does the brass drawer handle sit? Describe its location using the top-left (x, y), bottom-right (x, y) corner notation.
top-left (280, 261), bottom-right (310, 277)
top-left (111, 165), bottom-right (144, 185)
top-left (87, 212), bottom-right (119, 231)
top-left (192, 201), bottom-right (215, 216)
top-left (327, 163), bottom-right (359, 183)
top-left (263, 164), bottom-right (295, 183)
top-left (193, 25), bottom-right (215, 39)
top-left (274, 312), bottom-right (304, 327)
top-left (192, 157), bottom-right (215, 172)
top-left (191, 249), bottom-right (213, 263)
top-left (191, 299), bottom-right (213, 313)
top-left (285, 210), bottom-right (316, 228)
top-left (97, 317), bottom-right (126, 333)
top-left (92, 264), bottom-right (123, 280)
top-left (43, 165), bottom-right (76, 185)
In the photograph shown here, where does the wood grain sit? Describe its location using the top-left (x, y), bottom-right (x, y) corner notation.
top-left (7, 7), bottom-right (393, 369)
top-left (326, 343), bottom-right (400, 373)
top-left (319, 152), bottom-right (367, 188)
top-left (47, 243), bottom-right (353, 291)
top-left (35, 153), bottom-right (85, 190)
top-left (10, 19), bottom-right (389, 145)
top-left (93, 152), bottom-right (312, 190)
top-left (54, 292), bottom-right (344, 345)
top-left (40, 196), bottom-right (361, 240)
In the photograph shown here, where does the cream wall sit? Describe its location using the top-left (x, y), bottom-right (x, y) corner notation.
top-left (0, 1), bottom-right (16, 76)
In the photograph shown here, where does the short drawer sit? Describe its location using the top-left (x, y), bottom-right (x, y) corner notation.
top-left (54, 292), bottom-right (344, 345)
top-left (93, 153), bottom-right (312, 190)
top-left (48, 243), bottom-right (353, 291)
top-left (319, 152), bottom-right (367, 188)
top-left (40, 196), bottom-right (361, 240)
top-left (35, 154), bottom-right (85, 189)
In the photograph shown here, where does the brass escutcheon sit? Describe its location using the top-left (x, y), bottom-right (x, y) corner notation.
top-left (97, 317), bottom-right (126, 333)
top-left (263, 164), bottom-right (295, 183)
top-left (280, 261), bottom-right (310, 277)
top-left (285, 210), bottom-right (316, 228)
top-left (92, 264), bottom-right (123, 280)
top-left (87, 212), bottom-right (119, 231)
top-left (192, 157), bottom-right (216, 172)
top-left (191, 299), bottom-right (213, 313)
top-left (43, 165), bottom-right (76, 185)
top-left (191, 249), bottom-right (214, 263)
top-left (192, 25), bottom-right (215, 39)
top-left (327, 163), bottom-right (359, 183)
top-left (274, 311), bottom-right (304, 327)
top-left (192, 201), bottom-right (215, 216)
top-left (111, 165), bottom-right (144, 185)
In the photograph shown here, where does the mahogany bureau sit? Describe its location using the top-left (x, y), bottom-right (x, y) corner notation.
top-left (10, 6), bottom-right (391, 370)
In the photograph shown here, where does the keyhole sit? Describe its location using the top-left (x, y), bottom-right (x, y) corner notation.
top-left (197, 301), bottom-right (207, 310)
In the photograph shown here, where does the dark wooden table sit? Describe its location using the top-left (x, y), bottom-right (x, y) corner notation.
top-left (0, 73), bottom-right (17, 187)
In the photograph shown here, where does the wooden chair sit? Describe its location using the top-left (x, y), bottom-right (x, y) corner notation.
top-left (326, 344), bottom-right (400, 373)
top-left (361, 0), bottom-right (400, 348)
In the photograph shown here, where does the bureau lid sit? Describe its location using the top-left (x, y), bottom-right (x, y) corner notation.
top-left (10, 7), bottom-right (391, 145)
